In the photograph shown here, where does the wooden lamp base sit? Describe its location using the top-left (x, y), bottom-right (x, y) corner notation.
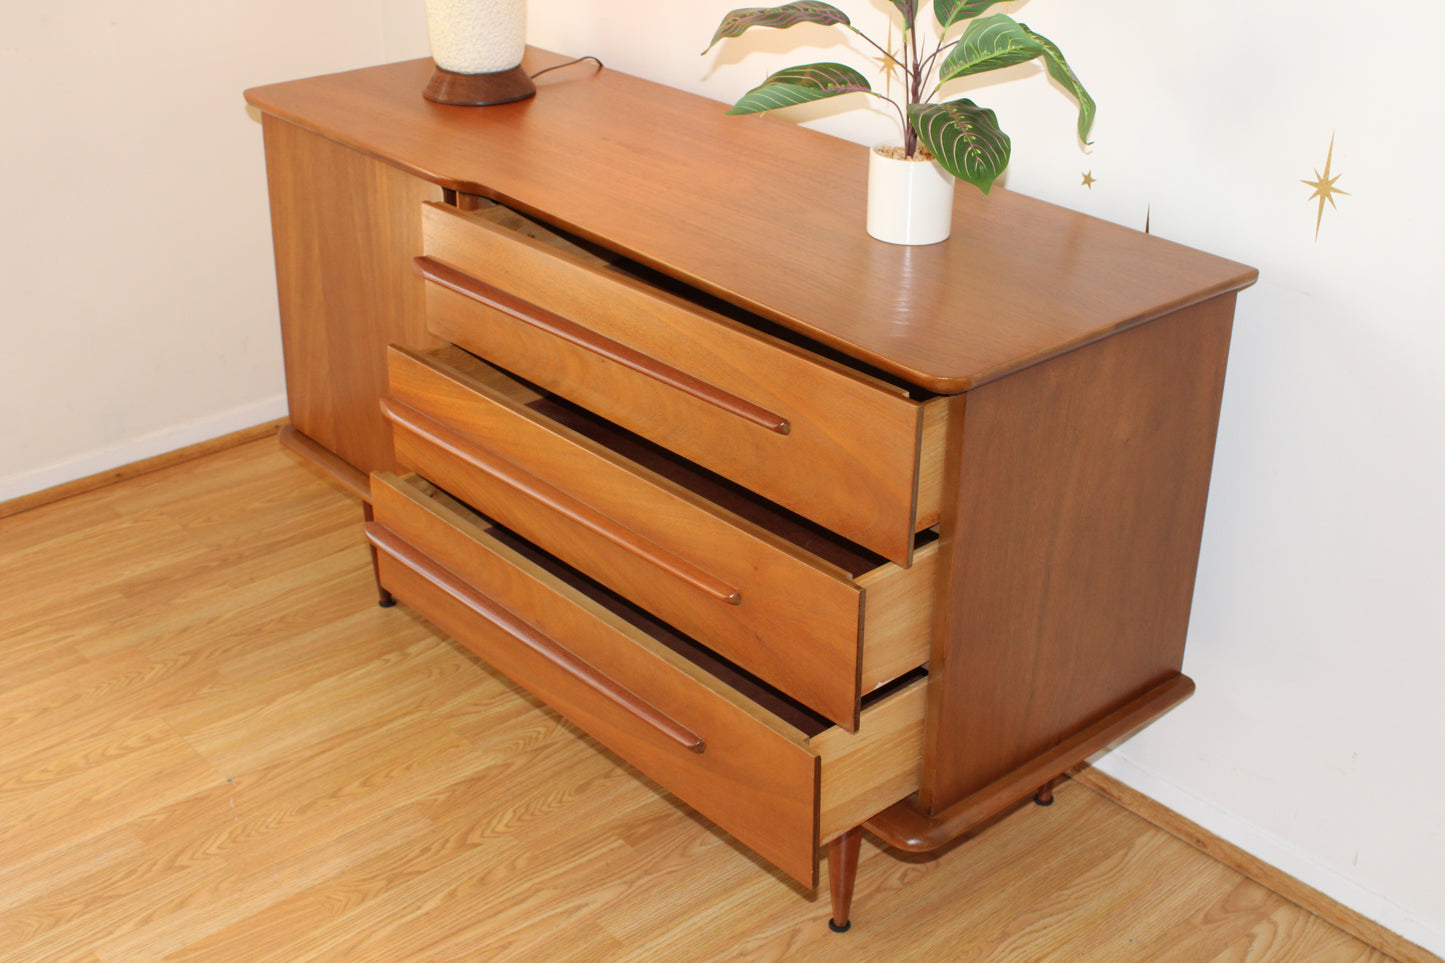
top-left (423, 64), bottom-right (536, 106)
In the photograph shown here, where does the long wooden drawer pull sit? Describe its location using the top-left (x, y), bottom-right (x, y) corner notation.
top-left (365, 523), bottom-right (706, 754)
top-left (381, 397), bottom-right (743, 607)
top-left (415, 256), bottom-right (791, 436)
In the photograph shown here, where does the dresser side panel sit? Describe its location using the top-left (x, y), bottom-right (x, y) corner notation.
top-left (921, 295), bottom-right (1236, 811)
top-left (262, 115), bottom-right (444, 476)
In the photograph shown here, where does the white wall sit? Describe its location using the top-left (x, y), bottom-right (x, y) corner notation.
top-left (530, 0), bottom-right (1445, 951)
top-left (4, 0), bottom-right (1439, 953)
top-left (0, 1), bottom-right (430, 499)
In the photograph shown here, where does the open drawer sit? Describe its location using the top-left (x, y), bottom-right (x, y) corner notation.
top-left (382, 345), bottom-right (936, 730)
top-left (417, 202), bottom-right (948, 566)
top-left (366, 472), bottom-right (928, 888)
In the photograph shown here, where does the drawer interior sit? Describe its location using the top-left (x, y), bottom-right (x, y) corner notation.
top-left (387, 344), bottom-right (937, 721)
top-left (426, 343), bottom-right (936, 579)
top-left (410, 476), bottom-right (920, 740)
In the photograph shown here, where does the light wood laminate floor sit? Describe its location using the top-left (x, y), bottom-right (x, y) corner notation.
top-left (0, 435), bottom-right (1405, 962)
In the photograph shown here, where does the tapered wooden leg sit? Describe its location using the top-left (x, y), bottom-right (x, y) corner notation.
top-left (1034, 779), bottom-right (1055, 807)
top-left (361, 503), bottom-right (395, 608)
top-left (827, 826), bottom-right (863, 933)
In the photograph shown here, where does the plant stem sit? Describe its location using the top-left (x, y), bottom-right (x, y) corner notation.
top-left (918, 38), bottom-right (959, 83)
top-left (904, 24), bottom-right (921, 156)
top-left (865, 91), bottom-right (908, 134)
top-left (845, 25), bottom-right (902, 70)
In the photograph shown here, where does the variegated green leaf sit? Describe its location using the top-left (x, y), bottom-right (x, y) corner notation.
top-left (934, 0), bottom-right (1009, 30)
top-left (705, 2), bottom-right (851, 53)
top-left (726, 63), bottom-right (872, 114)
top-left (908, 99), bottom-right (1011, 194)
top-left (939, 14), bottom-right (1045, 81)
top-left (1023, 26), bottom-right (1097, 144)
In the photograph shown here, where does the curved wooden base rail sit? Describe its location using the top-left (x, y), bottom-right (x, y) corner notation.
top-left (810, 675), bottom-right (1198, 931)
top-left (278, 426), bottom-right (394, 606)
top-left (866, 674), bottom-right (1196, 851)
top-left (414, 256), bottom-right (791, 436)
top-left (364, 521), bottom-right (707, 754)
top-left (380, 396), bottom-right (743, 607)
top-left (278, 426), bottom-right (371, 501)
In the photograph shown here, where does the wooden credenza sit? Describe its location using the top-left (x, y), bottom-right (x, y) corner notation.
top-left (245, 51), bottom-right (1256, 928)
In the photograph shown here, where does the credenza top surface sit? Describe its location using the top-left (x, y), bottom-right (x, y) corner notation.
top-left (245, 50), bottom-right (1256, 393)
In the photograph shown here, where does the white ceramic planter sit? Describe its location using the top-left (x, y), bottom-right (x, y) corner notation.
top-left (425, 0), bottom-right (527, 75)
top-left (866, 145), bottom-right (956, 246)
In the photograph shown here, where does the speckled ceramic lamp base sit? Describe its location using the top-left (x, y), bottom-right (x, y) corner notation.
top-left (423, 64), bottom-right (535, 105)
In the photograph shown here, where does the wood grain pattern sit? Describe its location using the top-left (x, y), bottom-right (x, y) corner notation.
top-left (812, 679), bottom-right (928, 844)
top-left (261, 116), bottom-right (444, 476)
top-left (1072, 766), bottom-right (1443, 963)
top-left (421, 202), bottom-right (936, 564)
top-left (921, 295), bottom-right (1236, 811)
top-left (367, 526), bottom-right (707, 754)
top-left (856, 538), bottom-right (935, 693)
top-left (915, 395), bottom-right (950, 530)
top-left (367, 525), bottom-right (822, 886)
top-left (244, 55), bottom-right (1256, 393)
top-left (384, 396), bottom-right (745, 606)
top-left (248, 60), bottom-right (1260, 895)
top-left (416, 255), bottom-right (793, 435)
top-left (384, 345), bottom-right (937, 731)
top-left (276, 425), bottom-right (369, 501)
top-left (368, 472), bottom-right (928, 880)
top-left (871, 675), bottom-right (1195, 851)
top-left (0, 438), bottom-right (1421, 962)
top-left (828, 826), bottom-right (863, 931)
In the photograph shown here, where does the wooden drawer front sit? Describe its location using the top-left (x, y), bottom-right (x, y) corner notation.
top-left (419, 202), bottom-right (942, 565)
top-left (366, 473), bottom-right (929, 886)
top-left (383, 346), bottom-right (934, 731)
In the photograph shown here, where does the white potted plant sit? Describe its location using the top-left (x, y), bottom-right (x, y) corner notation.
top-left (705, 1), bottom-right (1096, 245)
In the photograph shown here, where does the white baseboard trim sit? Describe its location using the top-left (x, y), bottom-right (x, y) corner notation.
top-left (1093, 751), bottom-right (1445, 957)
top-left (0, 394), bottom-right (290, 503)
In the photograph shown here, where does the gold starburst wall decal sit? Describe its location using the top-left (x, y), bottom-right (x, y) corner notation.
top-left (875, 23), bottom-right (903, 98)
top-left (1302, 132), bottom-right (1348, 241)
top-left (1081, 171), bottom-right (1096, 189)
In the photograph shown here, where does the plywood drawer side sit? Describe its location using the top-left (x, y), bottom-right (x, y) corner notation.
top-left (813, 678), bottom-right (928, 844)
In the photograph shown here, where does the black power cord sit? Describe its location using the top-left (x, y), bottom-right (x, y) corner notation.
top-left (529, 56), bottom-right (604, 81)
